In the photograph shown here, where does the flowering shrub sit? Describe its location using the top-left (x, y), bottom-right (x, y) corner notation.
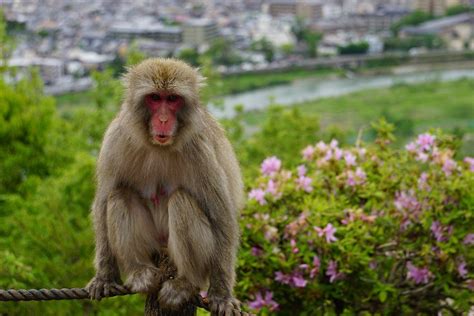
top-left (237, 120), bottom-right (474, 315)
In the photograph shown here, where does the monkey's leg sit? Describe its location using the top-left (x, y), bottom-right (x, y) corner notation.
top-left (159, 189), bottom-right (214, 309)
top-left (107, 187), bottom-right (163, 293)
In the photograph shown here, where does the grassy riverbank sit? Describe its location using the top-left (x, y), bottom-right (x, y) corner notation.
top-left (241, 78), bottom-right (474, 155)
top-left (219, 67), bottom-right (343, 95)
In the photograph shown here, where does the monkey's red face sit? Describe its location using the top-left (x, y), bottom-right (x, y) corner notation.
top-left (145, 92), bottom-right (184, 145)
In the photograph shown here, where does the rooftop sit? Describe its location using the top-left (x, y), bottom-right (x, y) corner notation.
top-left (401, 13), bottom-right (473, 35)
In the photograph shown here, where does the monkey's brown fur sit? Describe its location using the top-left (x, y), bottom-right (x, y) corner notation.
top-left (87, 58), bottom-right (244, 315)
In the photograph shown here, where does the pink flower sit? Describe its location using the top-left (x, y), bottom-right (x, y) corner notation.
top-left (464, 233), bottom-right (474, 245)
top-left (442, 158), bottom-right (457, 176)
top-left (275, 271), bottom-right (291, 285)
top-left (394, 190), bottom-right (420, 213)
top-left (346, 167), bottom-right (367, 187)
top-left (416, 133), bottom-right (435, 151)
top-left (330, 139), bottom-right (339, 148)
top-left (291, 273), bottom-right (307, 288)
top-left (315, 141), bottom-right (327, 152)
top-left (431, 221), bottom-right (445, 242)
top-left (251, 246), bottom-right (264, 257)
top-left (418, 172), bottom-right (430, 191)
top-left (458, 260), bottom-right (468, 278)
top-left (326, 260), bottom-right (344, 283)
top-left (310, 256), bottom-right (320, 278)
top-left (296, 176), bottom-right (313, 192)
top-left (285, 212), bottom-right (308, 237)
top-left (275, 270), bottom-right (307, 288)
top-left (334, 148), bottom-right (343, 160)
top-left (323, 150), bottom-right (332, 161)
top-left (261, 156), bottom-right (281, 176)
top-left (355, 167), bottom-right (366, 180)
top-left (464, 157), bottom-right (474, 172)
top-left (357, 147), bottom-right (366, 158)
top-left (248, 188), bottom-right (266, 205)
top-left (314, 223), bottom-right (338, 243)
top-left (416, 152), bottom-right (429, 163)
top-left (302, 146), bottom-right (315, 160)
top-left (405, 141), bottom-right (417, 152)
top-left (265, 179), bottom-right (280, 198)
top-left (369, 260), bottom-right (377, 270)
top-left (466, 279), bottom-right (474, 291)
top-left (344, 152), bottom-right (356, 166)
top-left (248, 290), bottom-right (279, 312)
top-left (297, 165), bottom-right (307, 177)
top-left (406, 262), bottom-right (432, 284)
top-left (290, 239), bottom-right (299, 253)
top-left (264, 225), bottom-right (278, 242)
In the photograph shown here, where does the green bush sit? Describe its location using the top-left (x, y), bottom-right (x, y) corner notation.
top-left (239, 120), bottom-right (473, 315)
top-left (337, 41), bottom-right (369, 55)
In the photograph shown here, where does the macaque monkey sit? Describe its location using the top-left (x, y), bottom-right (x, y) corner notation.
top-left (86, 58), bottom-right (244, 315)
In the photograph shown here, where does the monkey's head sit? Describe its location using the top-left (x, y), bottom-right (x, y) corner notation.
top-left (122, 58), bottom-right (206, 148)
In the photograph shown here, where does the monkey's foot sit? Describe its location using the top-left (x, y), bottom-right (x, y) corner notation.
top-left (125, 266), bottom-right (161, 293)
top-left (86, 275), bottom-right (122, 300)
top-left (158, 277), bottom-right (198, 309)
top-left (208, 295), bottom-right (242, 316)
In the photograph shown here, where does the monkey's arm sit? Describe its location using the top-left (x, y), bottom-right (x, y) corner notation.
top-left (87, 133), bottom-right (123, 299)
top-left (87, 194), bottom-right (122, 299)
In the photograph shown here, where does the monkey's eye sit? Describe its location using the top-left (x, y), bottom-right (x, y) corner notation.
top-left (150, 93), bottom-right (161, 101)
top-left (167, 95), bottom-right (178, 102)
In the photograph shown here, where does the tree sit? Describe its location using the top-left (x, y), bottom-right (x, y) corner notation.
top-left (0, 70), bottom-right (72, 194)
top-left (90, 69), bottom-right (122, 109)
top-left (205, 38), bottom-right (242, 66)
top-left (445, 4), bottom-right (473, 16)
top-left (291, 17), bottom-right (307, 43)
top-left (177, 47), bottom-right (200, 66)
top-left (383, 35), bottom-right (443, 52)
top-left (304, 31), bottom-right (322, 58)
top-left (290, 17), bottom-right (322, 58)
top-left (391, 10), bottom-right (433, 35)
top-left (280, 43), bottom-right (294, 56)
top-left (251, 38), bottom-right (275, 63)
top-left (125, 43), bottom-right (146, 67)
top-left (0, 10), bottom-right (14, 72)
top-left (338, 41), bottom-right (369, 55)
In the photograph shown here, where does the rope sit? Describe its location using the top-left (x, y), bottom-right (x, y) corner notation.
top-left (0, 287), bottom-right (253, 315)
top-left (0, 286), bottom-right (130, 302)
top-left (0, 286), bottom-right (208, 309)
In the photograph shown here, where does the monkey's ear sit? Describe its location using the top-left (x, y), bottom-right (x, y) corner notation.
top-left (121, 66), bottom-right (134, 88)
top-left (195, 70), bottom-right (207, 88)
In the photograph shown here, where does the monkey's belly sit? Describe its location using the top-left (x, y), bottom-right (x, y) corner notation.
top-left (143, 187), bottom-right (170, 248)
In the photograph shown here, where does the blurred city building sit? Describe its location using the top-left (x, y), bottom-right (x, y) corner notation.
top-left (413, 0), bottom-right (472, 16)
top-left (1, 0), bottom-right (473, 93)
top-left (182, 18), bottom-right (219, 46)
top-left (265, 0), bottom-right (323, 20)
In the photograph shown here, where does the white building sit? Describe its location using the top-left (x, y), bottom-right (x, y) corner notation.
top-left (8, 57), bottom-right (63, 85)
top-left (182, 18), bottom-right (220, 46)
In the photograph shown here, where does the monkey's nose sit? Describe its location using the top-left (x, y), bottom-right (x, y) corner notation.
top-left (159, 115), bottom-right (168, 123)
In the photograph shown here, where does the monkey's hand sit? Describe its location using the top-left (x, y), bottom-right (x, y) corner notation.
top-left (208, 293), bottom-right (242, 316)
top-left (86, 274), bottom-right (122, 300)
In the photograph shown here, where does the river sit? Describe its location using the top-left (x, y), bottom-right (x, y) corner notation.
top-left (211, 67), bottom-right (474, 118)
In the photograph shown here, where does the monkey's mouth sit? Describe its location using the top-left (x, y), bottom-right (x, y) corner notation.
top-left (154, 134), bottom-right (172, 144)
